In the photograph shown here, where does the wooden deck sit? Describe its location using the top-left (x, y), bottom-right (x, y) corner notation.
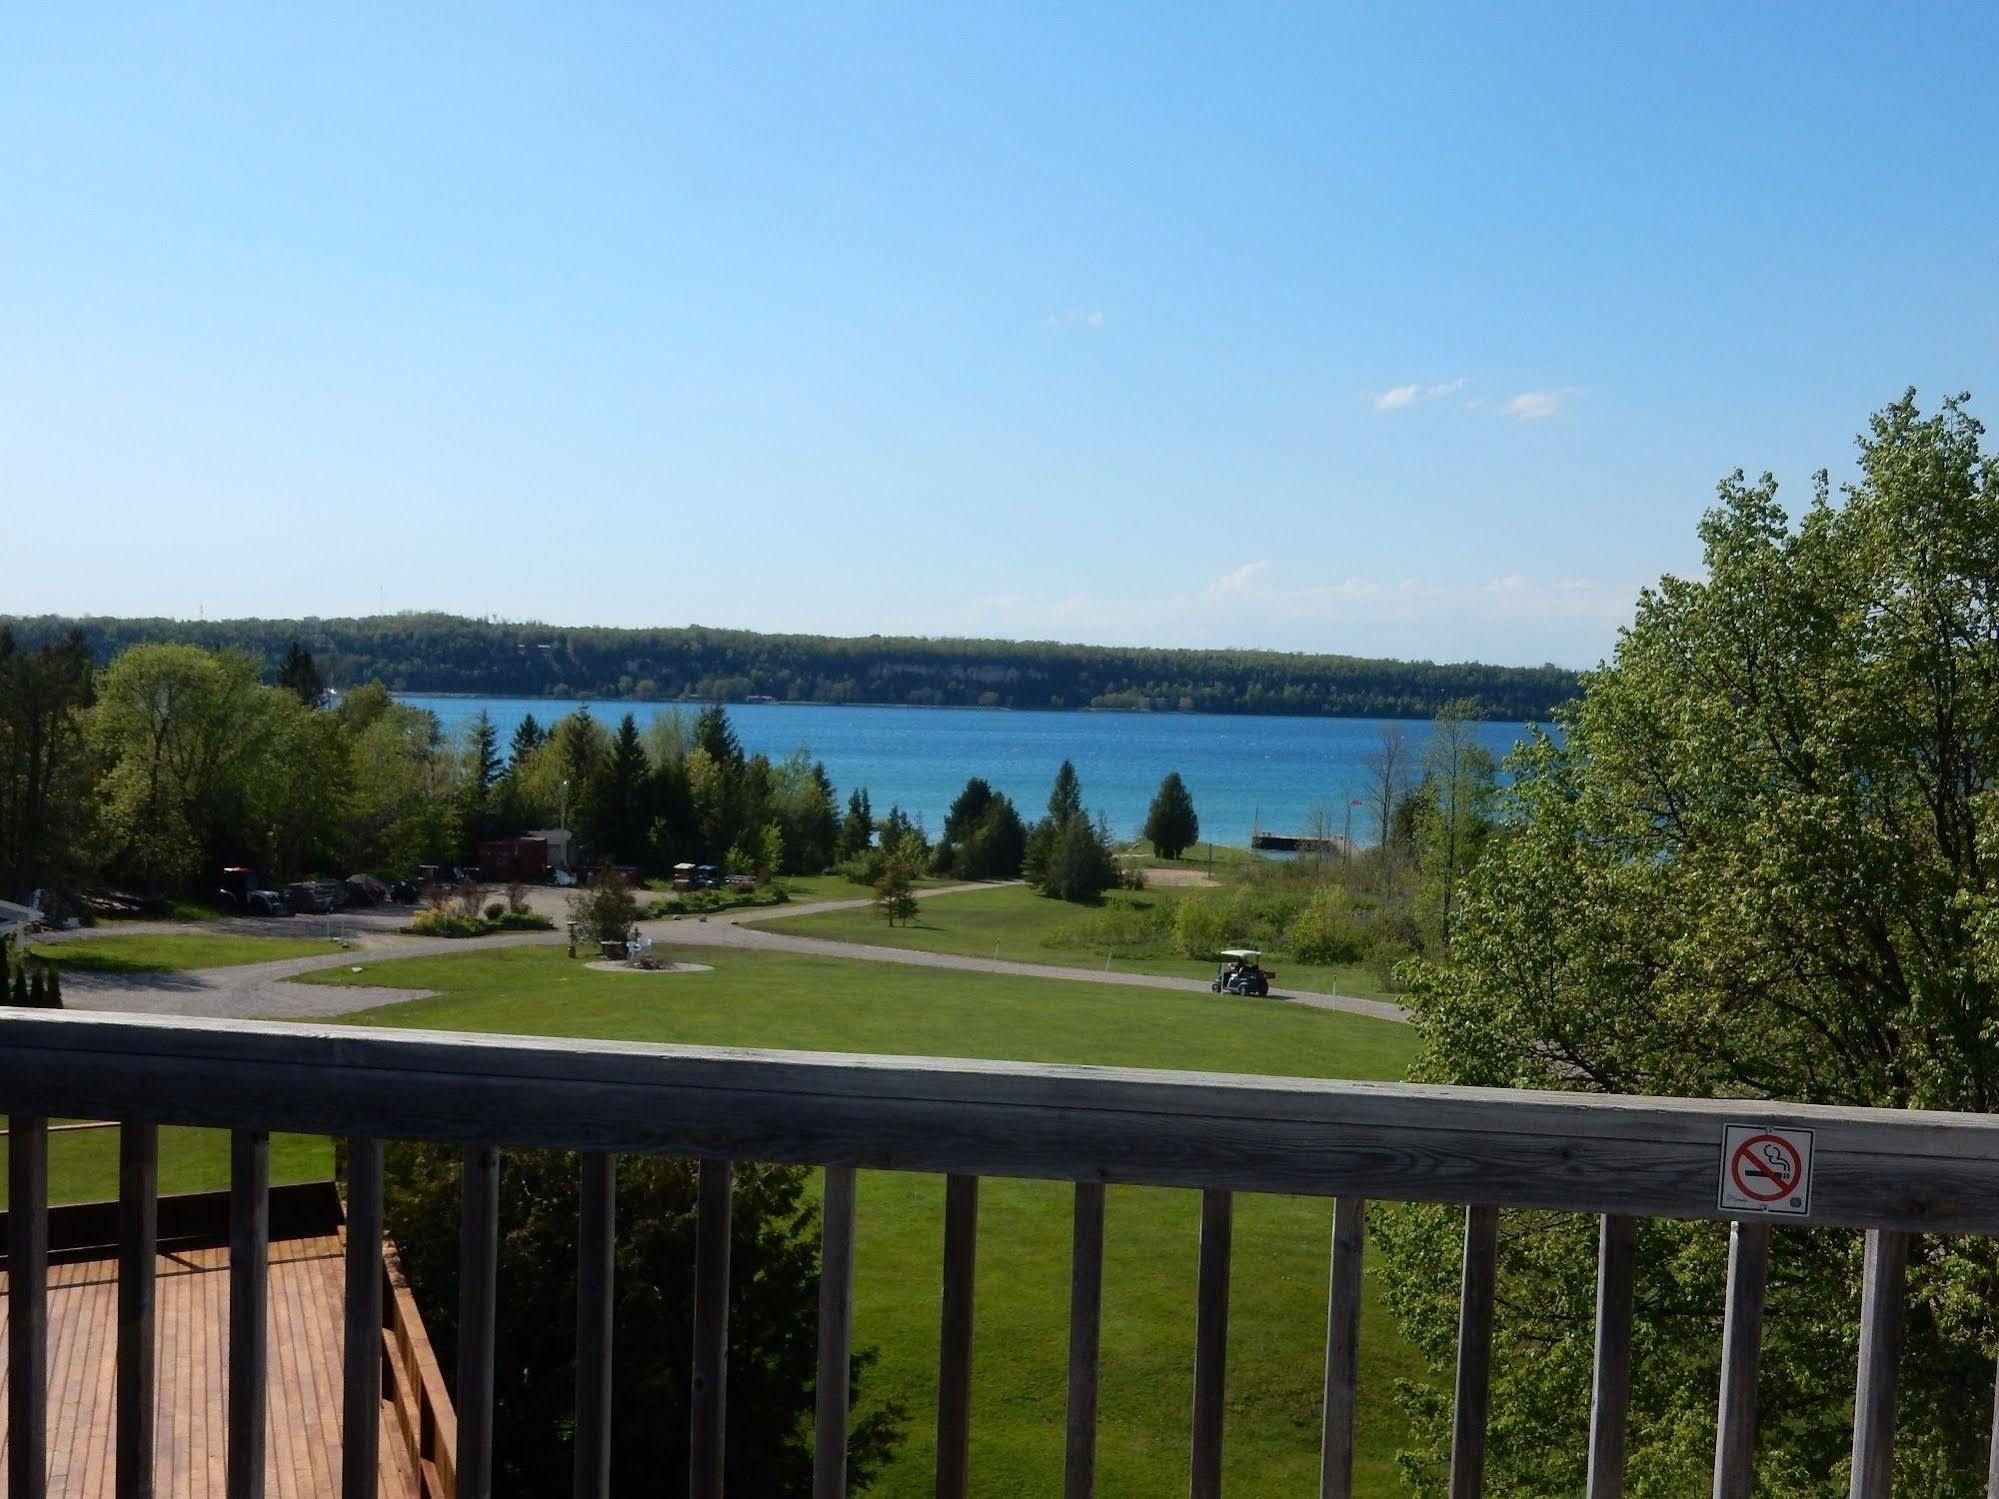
top-left (0, 1233), bottom-right (419, 1498)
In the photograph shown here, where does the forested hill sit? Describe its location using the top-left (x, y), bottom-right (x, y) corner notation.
top-left (4, 614), bottom-right (1581, 719)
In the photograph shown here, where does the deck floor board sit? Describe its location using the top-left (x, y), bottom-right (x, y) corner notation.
top-left (0, 1236), bottom-right (418, 1498)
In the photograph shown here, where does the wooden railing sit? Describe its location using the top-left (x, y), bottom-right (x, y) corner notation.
top-left (3, 1010), bottom-right (1998, 1498)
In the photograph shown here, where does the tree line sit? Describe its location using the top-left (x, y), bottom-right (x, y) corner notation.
top-left (0, 613), bottom-right (1580, 720)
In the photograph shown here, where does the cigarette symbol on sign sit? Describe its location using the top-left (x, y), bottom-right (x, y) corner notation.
top-left (1730, 1134), bottom-right (1802, 1203)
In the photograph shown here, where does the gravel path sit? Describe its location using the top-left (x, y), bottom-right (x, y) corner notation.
top-left (49, 881), bottom-right (1408, 1026)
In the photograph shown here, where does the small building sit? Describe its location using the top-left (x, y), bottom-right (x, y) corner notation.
top-left (527, 827), bottom-right (575, 872)
top-left (479, 836), bottom-right (550, 883)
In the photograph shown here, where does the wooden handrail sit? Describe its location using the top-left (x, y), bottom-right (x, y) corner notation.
top-left (0, 1009), bottom-right (1991, 1497)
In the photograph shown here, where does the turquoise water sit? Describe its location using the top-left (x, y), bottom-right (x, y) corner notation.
top-left (398, 695), bottom-right (1541, 849)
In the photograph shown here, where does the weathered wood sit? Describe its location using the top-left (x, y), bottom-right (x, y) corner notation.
top-left (8, 1114), bottom-right (47, 1499)
top-left (1586, 1214), bottom-right (1638, 1499)
top-left (936, 1174), bottom-right (978, 1499)
top-left (228, 1129), bottom-right (270, 1499)
top-left (343, 1137), bottom-right (385, 1499)
top-left (4, 1011), bottom-right (1992, 1231)
top-left (1849, 1229), bottom-right (1909, 1499)
top-left (117, 1121), bottom-right (158, 1499)
top-left (1190, 1188), bottom-right (1233, 1499)
top-left (1320, 1197), bottom-right (1365, 1499)
top-left (574, 1152), bottom-right (616, 1499)
top-left (1712, 1220), bottom-right (1770, 1499)
top-left (814, 1165), bottom-right (858, 1499)
top-left (1063, 1181), bottom-right (1106, 1499)
top-left (456, 1144), bottom-right (500, 1499)
top-left (689, 1158), bottom-right (731, 1499)
top-left (1449, 1205), bottom-right (1499, 1499)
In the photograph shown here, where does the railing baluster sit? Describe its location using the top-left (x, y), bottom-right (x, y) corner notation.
top-left (228, 1129), bottom-right (270, 1499)
top-left (1449, 1204), bottom-right (1499, 1499)
top-left (936, 1173), bottom-right (979, 1499)
top-left (8, 1114), bottom-right (48, 1499)
top-left (1849, 1229), bottom-right (1909, 1499)
top-left (1586, 1214), bottom-right (1638, 1498)
top-left (1988, 1351), bottom-right (1999, 1499)
top-left (1063, 1181), bottom-right (1106, 1499)
top-left (1319, 1197), bottom-right (1366, 1499)
top-left (1190, 1187), bottom-right (1233, 1499)
top-left (689, 1158), bottom-right (732, 1499)
top-left (456, 1144), bottom-right (500, 1499)
top-left (1712, 1219), bottom-right (1770, 1499)
top-left (814, 1165), bottom-right (858, 1499)
top-left (574, 1152), bottom-right (616, 1499)
top-left (342, 1137), bottom-right (384, 1499)
top-left (118, 1122), bottom-right (159, 1499)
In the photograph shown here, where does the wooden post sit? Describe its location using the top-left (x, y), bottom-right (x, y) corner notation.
top-left (1320, 1198), bottom-right (1366, 1499)
top-left (342, 1137), bottom-right (384, 1499)
top-left (228, 1130), bottom-right (270, 1499)
top-left (1064, 1181), bottom-right (1107, 1499)
top-left (118, 1122), bottom-right (159, 1499)
top-left (8, 1115), bottom-right (47, 1499)
top-left (1848, 1229), bottom-right (1909, 1499)
top-left (1712, 1220), bottom-right (1770, 1499)
top-left (814, 1166), bottom-right (858, 1499)
top-left (456, 1144), bottom-right (500, 1499)
top-left (1449, 1205), bottom-right (1499, 1499)
top-left (936, 1174), bottom-right (979, 1499)
top-left (689, 1159), bottom-right (732, 1499)
top-left (1585, 1215), bottom-right (1638, 1499)
top-left (1190, 1188), bottom-right (1233, 1499)
top-left (574, 1152), bottom-right (616, 1499)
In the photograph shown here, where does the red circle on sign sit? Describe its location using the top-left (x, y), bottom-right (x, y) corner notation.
top-left (1730, 1134), bottom-right (1801, 1203)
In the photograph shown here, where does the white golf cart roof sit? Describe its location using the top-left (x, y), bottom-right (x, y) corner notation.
top-left (1218, 948), bottom-right (1261, 961)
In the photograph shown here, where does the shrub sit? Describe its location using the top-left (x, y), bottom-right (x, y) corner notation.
top-left (504, 882), bottom-right (531, 916)
top-left (405, 909), bottom-right (489, 938)
top-left (484, 901), bottom-right (506, 921)
top-left (1286, 886), bottom-right (1366, 965)
top-left (568, 867), bottom-right (640, 946)
top-left (1032, 814), bottom-right (1119, 903)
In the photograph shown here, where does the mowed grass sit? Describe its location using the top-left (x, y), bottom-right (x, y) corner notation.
top-left (762, 882), bottom-right (1394, 1001)
top-left (0, 1125), bottom-right (331, 1208)
top-left (29, 933), bottom-right (344, 973)
top-left (302, 945), bottom-right (1425, 1494)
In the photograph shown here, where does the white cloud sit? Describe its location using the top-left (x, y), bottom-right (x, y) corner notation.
top-left (1050, 308), bottom-right (1106, 330)
top-left (1372, 378), bottom-right (1464, 412)
top-left (1503, 388), bottom-right (1579, 421)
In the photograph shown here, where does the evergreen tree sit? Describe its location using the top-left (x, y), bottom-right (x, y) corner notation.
top-left (467, 711), bottom-right (502, 796)
top-left (694, 703), bottom-right (743, 768)
top-left (509, 713), bottom-right (545, 768)
top-left (1046, 759), bottom-right (1084, 825)
top-left (1142, 771), bottom-right (1200, 860)
top-left (275, 640), bottom-right (328, 708)
top-left (957, 795), bottom-right (1027, 880)
top-left (944, 778), bottom-right (996, 843)
top-left (839, 788), bottom-right (874, 859)
top-left (586, 715), bottom-right (654, 867)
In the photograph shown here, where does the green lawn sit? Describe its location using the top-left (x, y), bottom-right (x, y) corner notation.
top-left (0, 1124), bottom-right (331, 1208)
top-left (303, 945), bottom-right (1424, 1494)
top-left (30, 933), bottom-right (345, 974)
top-left (762, 883), bottom-right (1395, 1000)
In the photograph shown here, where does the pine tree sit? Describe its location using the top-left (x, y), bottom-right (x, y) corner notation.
top-left (509, 713), bottom-right (545, 768)
top-left (944, 779), bottom-right (996, 843)
top-left (468, 711), bottom-right (502, 796)
top-left (1142, 771), bottom-right (1200, 860)
top-left (1046, 759), bottom-right (1084, 825)
top-left (694, 704), bottom-right (743, 768)
top-left (839, 788), bottom-right (874, 859)
top-left (275, 640), bottom-right (328, 707)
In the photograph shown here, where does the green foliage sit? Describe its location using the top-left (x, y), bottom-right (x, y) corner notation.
top-left (1386, 393), bottom-right (1999, 1492)
top-left (2, 614), bottom-right (1583, 719)
top-left (873, 834), bottom-right (922, 925)
top-left (0, 626), bottom-right (97, 895)
top-left (381, 1144), bottom-right (903, 1495)
top-left (1141, 771), bottom-right (1199, 860)
top-left (1284, 885), bottom-right (1366, 964)
top-left (274, 640), bottom-right (327, 708)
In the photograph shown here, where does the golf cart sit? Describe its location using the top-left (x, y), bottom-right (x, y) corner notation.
top-left (1211, 948), bottom-right (1273, 998)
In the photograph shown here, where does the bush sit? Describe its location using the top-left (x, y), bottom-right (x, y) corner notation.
top-left (493, 911), bottom-right (555, 932)
top-left (1286, 886), bottom-right (1366, 965)
top-left (1032, 814), bottom-right (1119, 903)
top-left (404, 909), bottom-right (490, 938)
top-left (504, 882), bottom-right (531, 916)
top-left (567, 866), bottom-right (640, 946)
top-left (484, 901), bottom-right (507, 921)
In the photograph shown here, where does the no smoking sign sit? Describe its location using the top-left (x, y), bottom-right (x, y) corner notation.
top-left (1717, 1124), bottom-right (1814, 1216)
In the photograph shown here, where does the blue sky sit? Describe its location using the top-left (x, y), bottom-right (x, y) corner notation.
top-left (4, 4), bottom-right (1994, 668)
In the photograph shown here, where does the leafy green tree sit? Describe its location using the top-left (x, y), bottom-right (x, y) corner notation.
top-left (873, 834), bottom-right (922, 925)
top-left (566, 866), bottom-right (640, 946)
top-left (1381, 394), bottom-right (1999, 1493)
top-left (382, 1146), bottom-right (904, 1495)
top-left (0, 627), bottom-right (97, 896)
top-left (1412, 701), bottom-right (1496, 946)
top-left (1142, 771), bottom-right (1199, 860)
top-left (274, 640), bottom-right (328, 708)
top-left (757, 821), bottom-right (785, 880)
